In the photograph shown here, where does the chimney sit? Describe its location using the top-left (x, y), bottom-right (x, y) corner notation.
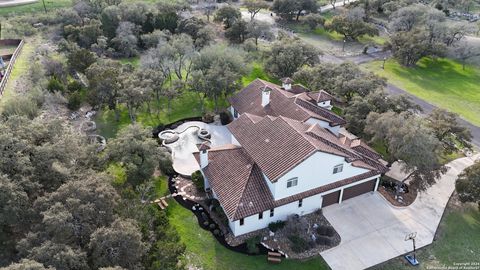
top-left (199, 142), bottom-right (210, 168)
top-left (261, 87), bottom-right (271, 107)
top-left (281, 77), bottom-right (294, 91)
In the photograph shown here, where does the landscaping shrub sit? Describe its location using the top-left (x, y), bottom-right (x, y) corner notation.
top-left (268, 220), bottom-right (286, 232)
top-left (213, 229), bottom-right (221, 236)
top-left (191, 170), bottom-right (205, 190)
top-left (1, 96), bottom-right (39, 120)
top-left (245, 235), bottom-right (261, 254)
top-left (67, 80), bottom-right (84, 93)
top-left (220, 110), bottom-right (233, 125)
top-left (202, 112), bottom-right (215, 123)
top-left (158, 148), bottom-right (175, 176)
top-left (203, 221), bottom-right (209, 227)
top-left (47, 77), bottom-right (65, 92)
top-left (67, 92), bottom-right (83, 111)
top-left (315, 236), bottom-right (332, 246)
top-left (287, 235), bottom-right (309, 253)
top-left (209, 223), bottom-right (216, 230)
top-left (316, 225), bottom-right (334, 237)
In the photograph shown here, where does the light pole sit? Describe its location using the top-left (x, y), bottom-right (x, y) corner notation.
top-left (382, 57), bottom-right (387, 69)
top-left (342, 39), bottom-right (346, 52)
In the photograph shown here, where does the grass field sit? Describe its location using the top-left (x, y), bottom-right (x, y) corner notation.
top-left (373, 204), bottom-right (480, 270)
top-left (165, 194), bottom-right (329, 270)
top-left (0, 39), bottom-right (34, 108)
top-left (96, 61), bottom-right (270, 139)
top-left (150, 176), bottom-right (330, 270)
top-left (0, 0), bottom-right (71, 16)
top-left (363, 58), bottom-right (480, 126)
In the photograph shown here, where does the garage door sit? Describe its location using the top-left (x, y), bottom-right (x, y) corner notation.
top-left (342, 179), bottom-right (376, 201)
top-left (322, 190), bottom-right (340, 208)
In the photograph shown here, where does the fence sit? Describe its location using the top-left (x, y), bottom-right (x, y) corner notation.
top-left (0, 39), bottom-right (24, 97)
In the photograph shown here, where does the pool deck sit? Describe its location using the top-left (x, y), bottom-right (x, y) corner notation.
top-left (168, 121), bottom-right (232, 176)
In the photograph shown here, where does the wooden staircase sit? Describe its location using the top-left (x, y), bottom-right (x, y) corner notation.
top-left (267, 251), bottom-right (282, 263)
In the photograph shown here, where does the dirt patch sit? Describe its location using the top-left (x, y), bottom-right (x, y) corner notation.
top-left (378, 185), bottom-right (417, 207)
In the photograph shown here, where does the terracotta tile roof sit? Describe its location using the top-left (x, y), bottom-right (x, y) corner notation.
top-left (290, 84), bottom-right (310, 94)
top-left (229, 79), bottom-right (345, 127)
top-left (228, 114), bottom-right (388, 182)
top-left (228, 114), bottom-right (317, 181)
top-left (294, 97), bottom-right (346, 126)
top-left (193, 145), bottom-right (274, 220)
top-left (281, 77), bottom-right (294, 84)
top-left (195, 145), bottom-right (380, 220)
top-left (307, 90), bottom-right (335, 103)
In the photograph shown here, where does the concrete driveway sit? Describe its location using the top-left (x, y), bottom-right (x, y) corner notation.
top-left (320, 154), bottom-right (480, 270)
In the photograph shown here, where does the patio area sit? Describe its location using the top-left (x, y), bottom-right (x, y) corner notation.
top-left (162, 121), bottom-right (232, 176)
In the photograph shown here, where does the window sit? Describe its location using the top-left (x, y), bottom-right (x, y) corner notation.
top-left (286, 177), bottom-right (298, 188)
top-left (234, 109), bottom-right (239, 118)
top-left (270, 208), bottom-right (274, 217)
top-left (240, 218), bottom-right (244, 226)
top-left (298, 199), bottom-right (303, 207)
top-left (333, 164), bottom-right (343, 174)
top-left (258, 212), bottom-right (263, 220)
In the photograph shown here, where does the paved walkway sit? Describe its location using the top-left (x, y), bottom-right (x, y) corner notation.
top-left (320, 154), bottom-right (480, 270)
top-left (167, 121), bottom-right (232, 176)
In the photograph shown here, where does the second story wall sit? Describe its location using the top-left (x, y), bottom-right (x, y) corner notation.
top-left (271, 151), bottom-right (369, 200)
top-left (305, 118), bottom-right (340, 135)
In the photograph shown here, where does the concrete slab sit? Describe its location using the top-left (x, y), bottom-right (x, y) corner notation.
top-left (166, 121), bottom-right (232, 176)
top-left (321, 154), bottom-right (480, 270)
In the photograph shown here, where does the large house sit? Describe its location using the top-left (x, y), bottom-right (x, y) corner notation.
top-left (194, 78), bottom-right (388, 237)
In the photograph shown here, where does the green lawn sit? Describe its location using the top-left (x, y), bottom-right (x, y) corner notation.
top-left (0, 39), bottom-right (34, 108)
top-left (0, 0), bottom-right (71, 16)
top-left (148, 175), bottom-right (329, 270)
top-left (96, 62), bottom-right (269, 139)
top-left (363, 58), bottom-right (480, 126)
top-left (166, 200), bottom-right (329, 270)
top-left (373, 205), bottom-right (480, 270)
top-left (242, 62), bottom-right (278, 86)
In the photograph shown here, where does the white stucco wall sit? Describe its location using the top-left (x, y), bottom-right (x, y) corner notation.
top-left (317, 100), bottom-right (331, 108)
top-left (305, 118), bottom-right (340, 135)
top-left (229, 106), bottom-right (239, 119)
top-left (228, 174), bottom-right (381, 236)
top-left (272, 152), bottom-right (369, 200)
top-left (229, 193), bottom-right (323, 236)
top-left (231, 134), bottom-right (241, 146)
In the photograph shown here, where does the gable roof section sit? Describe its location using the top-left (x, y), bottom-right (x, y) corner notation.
top-left (228, 114), bottom-right (388, 182)
top-left (193, 145), bottom-right (274, 220)
top-left (228, 114), bottom-right (317, 182)
top-left (229, 79), bottom-right (345, 127)
top-left (307, 90), bottom-right (335, 103)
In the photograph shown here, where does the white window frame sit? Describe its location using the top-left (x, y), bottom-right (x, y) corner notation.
top-left (286, 177), bottom-right (298, 188)
top-left (333, 164), bottom-right (343, 174)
